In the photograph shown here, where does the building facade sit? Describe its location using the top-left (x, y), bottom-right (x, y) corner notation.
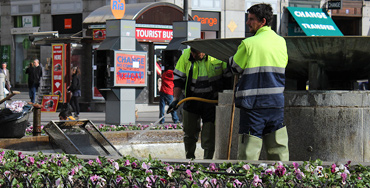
top-left (1, 0), bottom-right (370, 111)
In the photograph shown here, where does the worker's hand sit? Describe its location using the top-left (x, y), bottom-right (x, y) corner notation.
top-left (167, 100), bottom-right (179, 114)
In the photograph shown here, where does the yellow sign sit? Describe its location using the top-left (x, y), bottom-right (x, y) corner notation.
top-left (111, 0), bottom-right (126, 19)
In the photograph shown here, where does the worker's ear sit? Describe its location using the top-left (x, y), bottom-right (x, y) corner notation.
top-left (261, 18), bottom-right (267, 27)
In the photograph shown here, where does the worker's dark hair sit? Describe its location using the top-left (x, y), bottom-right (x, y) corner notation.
top-left (59, 109), bottom-right (72, 119)
top-left (247, 3), bottom-right (273, 27)
top-left (190, 38), bottom-right (202, 54)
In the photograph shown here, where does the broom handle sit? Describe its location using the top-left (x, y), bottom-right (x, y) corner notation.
top-left (0, 91), bottom-right (20, 105)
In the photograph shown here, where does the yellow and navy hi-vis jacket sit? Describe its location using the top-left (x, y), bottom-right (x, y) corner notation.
top-left (229, 26), bottom-right (288, 109)
top-left (174, 48), bottom-right (232, 100)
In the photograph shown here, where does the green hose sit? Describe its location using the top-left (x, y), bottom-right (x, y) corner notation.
top-left (176, 97), bottom-right (218, 108)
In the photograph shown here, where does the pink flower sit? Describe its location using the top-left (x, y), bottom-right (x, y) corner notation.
top-left (209, 163), bottom-right (217, 171)
top-left (112, 162), bottom-right (119, 171)
top-left (331, 163), bottom-right (336, 173)
top-left (88, 160), bottom-right (93, 166)
top-left (341, 172), bottom-right (347, 183)
top-left (252, 174), bottom-right (262, 187)
top-left (243, 164), bottom-right (250, 170)
top-left (90, 174), bottom-right (100, 183)
top-left (142, 162), bottom-right (149, 170)
top-left (233, 179), bottom-right (242, 186)
top-left (186, 169), bottom-right (193, 181)
top-left (28, 157), bottom-right (35, 165)
top-left (124, 159), bottom-right (130, 166)
top-left (96, 157), bottom-right (102, 165)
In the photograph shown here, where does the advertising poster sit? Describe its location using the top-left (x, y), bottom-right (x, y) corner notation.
top-left (93, 29), bottom-right (106, 40)
top-left (114, 51), bottom-right (147, 87)
top-left (41, 95), bottom-right (59, 112)
top-left (52, 44), bottom-right (65, 102)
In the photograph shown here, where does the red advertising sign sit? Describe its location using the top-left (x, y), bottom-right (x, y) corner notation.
top-left (93, 29), bottom-right (106, 40)
top-left (114, 51), bottom-right (147, 87)
top-left (135, 28), bottom-right (173, 42)
top-left (52, 44), bottom-right (65, 102)
top-left (64, 18), bottom-right (72, 29)
top-left (41, 95), bottom-right (59, 112)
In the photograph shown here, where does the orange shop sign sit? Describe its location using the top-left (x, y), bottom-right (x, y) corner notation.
top-left (111, 0), bottom-right (126, 19)
top-left (192, 11), bottom-right (220, 31)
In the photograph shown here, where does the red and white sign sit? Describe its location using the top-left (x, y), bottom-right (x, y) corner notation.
top-left (93, 29), bottom-right (106, 40)
top-left (135, 28), bottom-right (173, 42)
top-left (64, 18), bottom-right (72, 29)
top-left (41, 95), bottom-right (59, 112)
top-left (52, 44), bottom-right (66, 102)
top-left (114, 51), bottom-right (147, 87)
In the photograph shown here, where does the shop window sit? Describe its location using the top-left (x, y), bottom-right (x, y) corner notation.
top-left (192, 0), bottom-right (221, 10)
top-left (13, 15), bottom-right (40, 28)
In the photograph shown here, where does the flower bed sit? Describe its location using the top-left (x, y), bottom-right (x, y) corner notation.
top-left (0, 150), bottom-right (369, 187)
top-left (25, 123), bottom-right (182, 136)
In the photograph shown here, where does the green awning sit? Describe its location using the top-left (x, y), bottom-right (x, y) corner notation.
top-left (287, 7), bottom-right (343, 36)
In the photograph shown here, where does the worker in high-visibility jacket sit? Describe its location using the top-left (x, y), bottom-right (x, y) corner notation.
top-left (229, 3), bottom-right (289, 161)
top-left (167, 46), bottom-right (232, 159)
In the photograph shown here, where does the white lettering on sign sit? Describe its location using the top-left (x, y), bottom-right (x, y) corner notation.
top-left (135, 28), bottom-right (173, 41)
top-left (301, 23), bottom-right (335, 30)
top-left (54, 55), bottom-right (62, 60)
top-left (294, 11), bottom-right (328, 19)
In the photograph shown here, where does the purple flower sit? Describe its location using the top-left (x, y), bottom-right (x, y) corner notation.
top-left (293, 162), bottom-right (299, 169)
top-left (295, 169), bottom-right (305, 180)
top-left (165, 166), bottom-right (174, 177)
top-left (88, 160), bottom-right (93, 166)
top-left (57, 160), bottom-right (62, 167)
top-left (116, 176), bottom-right (123, 184)
top-left (132, 162), bottom-right (138, 168)
top-left (275, 164), bottom-right (286, 177)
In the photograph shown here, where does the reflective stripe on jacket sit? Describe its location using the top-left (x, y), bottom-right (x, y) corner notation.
top-left (230, 26), bottom-right (288, 109)
top-left (174, 48), bottom-right (232, 99)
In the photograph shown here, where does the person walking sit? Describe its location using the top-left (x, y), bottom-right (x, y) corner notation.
top-left (0, 62), bottom-right (11, 93)
top-left (25, 59), bottom-right (42, 103)
top-left (228, 3), bottom-right (289, 161)
top-left (167, 46), bottom-right (232, 159)
top-left (67, 66), bottom-right (81, 118)
top-left (159, 64), bottom-right (180, 124)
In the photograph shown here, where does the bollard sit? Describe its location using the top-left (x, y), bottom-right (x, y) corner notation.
top-left (33, 104), bottom-right (42, 136)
